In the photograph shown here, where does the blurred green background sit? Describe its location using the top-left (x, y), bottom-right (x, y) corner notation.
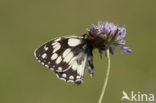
top-left (0, 0), bottom-right (156, 103)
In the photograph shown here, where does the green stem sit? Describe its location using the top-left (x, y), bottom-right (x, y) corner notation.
top-left (98, 49), bottom-right (111, 103)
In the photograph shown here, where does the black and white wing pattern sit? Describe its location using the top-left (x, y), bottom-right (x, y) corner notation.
top-left (34, 36), bottom-right (94, 84)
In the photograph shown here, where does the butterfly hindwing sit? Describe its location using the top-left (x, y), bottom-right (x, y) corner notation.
top-left (56, 48), bottom-right (88, 84)
top-left (34, 36), bottom-right (90, 84)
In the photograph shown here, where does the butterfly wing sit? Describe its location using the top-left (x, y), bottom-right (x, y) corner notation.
top-left (56, 49), bottom-right (88, 84)
top-left (34, 36), bottom-right (91, 84)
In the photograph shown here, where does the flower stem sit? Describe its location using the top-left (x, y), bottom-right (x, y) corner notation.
top-left (98, 49), bottom-right (111, 103)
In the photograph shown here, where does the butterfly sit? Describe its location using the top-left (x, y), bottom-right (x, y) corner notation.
top-left (34, 35), bottom-right (94, 85)
top-left (34, 21), bottom-right (131, 85)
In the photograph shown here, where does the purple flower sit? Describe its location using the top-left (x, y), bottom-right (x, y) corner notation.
top-left (86, 21), bottom-right (132, 55)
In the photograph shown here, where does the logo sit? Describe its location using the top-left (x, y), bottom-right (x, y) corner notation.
top-left (121, 91), bottom-right (155, 102)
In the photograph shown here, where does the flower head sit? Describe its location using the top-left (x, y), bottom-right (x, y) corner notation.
top-left (86, 21), bottom-right (132, 55)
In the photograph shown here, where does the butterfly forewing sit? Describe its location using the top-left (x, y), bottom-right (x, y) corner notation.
top-left (34, 36), bottom-right (91, 84)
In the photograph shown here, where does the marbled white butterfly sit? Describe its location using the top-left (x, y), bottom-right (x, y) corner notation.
top-left (34, 21), bottom-right (131, 85)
